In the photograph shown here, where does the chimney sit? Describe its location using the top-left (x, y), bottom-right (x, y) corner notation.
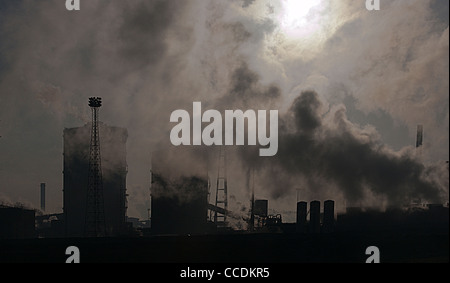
top-left (296, 201), bottom-right (307, 233)
top-left (416, 124), bottom-right (423, 159)
top-left (310, 201), bottom-right (321, 234)
top-left (323, 200), bottom-right (335, 233)
top-left (40, 183), bottom-right (46, 212)
top-left (416, 125), bottom-right (423, 148)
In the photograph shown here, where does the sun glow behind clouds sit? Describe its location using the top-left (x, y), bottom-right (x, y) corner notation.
top-left (279, 0), bottom-right (324, 39)
top-left (260, 0), bottom-right (338, 62)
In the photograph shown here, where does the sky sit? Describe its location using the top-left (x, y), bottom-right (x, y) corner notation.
top-left (0, 0), bottom-right (448, 222)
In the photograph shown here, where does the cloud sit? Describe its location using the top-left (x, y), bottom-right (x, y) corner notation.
top-left (0, 0), bottom-right (200, 215)
top-left (0, 0), bottom-right (448, 218)
top-left (240, 91), bottom-right (447, 207)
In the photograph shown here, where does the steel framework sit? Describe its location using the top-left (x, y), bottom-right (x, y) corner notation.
top-left (85, 97), bottom-right (106, 237)
top-left (213, 146), bottom-right (228, 227)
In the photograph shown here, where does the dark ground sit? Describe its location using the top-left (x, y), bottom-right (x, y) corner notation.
top-left (0, 230), bottom-right (448, 263)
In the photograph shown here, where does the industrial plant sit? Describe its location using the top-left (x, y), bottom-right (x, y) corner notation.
top-left (63, 121), bottom-right (128, 237)
top-left (0, 97), bottom-right (448, 263)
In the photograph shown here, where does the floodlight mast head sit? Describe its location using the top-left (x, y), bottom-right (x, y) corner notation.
top-left (89, 97), bottom-right (102, 108)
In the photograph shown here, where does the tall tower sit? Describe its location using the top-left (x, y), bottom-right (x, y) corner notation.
top-left (40, 183), bottom-right (46, 212)
top-left (85, 97), bottom-right (106, 237)
top-left (416, 124), bottom-right (423, 159)
top-left (64, 123), bottom-right (128, 238)
top-left (214, 146), bottom-right (228, 227)
top-left (248, 168), bottom-right (255, 232)
top-left (310, 201), bottom-right (321, 234)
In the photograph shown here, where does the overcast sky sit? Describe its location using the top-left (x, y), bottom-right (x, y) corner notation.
top-left (0, 0), bottom-right (448, 221)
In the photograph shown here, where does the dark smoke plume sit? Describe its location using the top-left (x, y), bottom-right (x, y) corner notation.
top-left (238, 90), bottom-right (447, 208)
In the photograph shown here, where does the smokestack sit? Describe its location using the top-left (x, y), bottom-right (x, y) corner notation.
top-left (40, 183), bottom-right (46, 212)
top-left (416, 124), bottom-right (423, 159)
top-left (323, 200), bottom-right (335, 233)
top-left (310, 201), bottom-right (321, 234)
top-left (249, 191), bottom-right (255, 232)
top-left (296, 201), bottom-right (307, 233)
top-left (416, 125), bottom-right (423, 148)
top-left (248, 168), bottom-right (255, 232)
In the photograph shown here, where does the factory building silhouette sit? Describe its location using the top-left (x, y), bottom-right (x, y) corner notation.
top-left (150, 147), bottom-right (210, 235)
top-left (63, 122), bottom-right (128, 237)
top-left (1, 99), bottom-right (448, 263)
top-left (0, 205), bottom-right (35, 239)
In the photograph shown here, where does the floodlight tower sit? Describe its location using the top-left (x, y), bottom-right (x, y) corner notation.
top-left (85, 97), bottom-right (106, 237)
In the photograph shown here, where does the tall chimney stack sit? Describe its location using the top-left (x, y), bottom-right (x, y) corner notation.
top-left (416, 125), bottom-right (423, 148)
top-left (323, 200), bottom-right (335, 233)
top-left (310, 201), bottom-right (321, 234)
top-left (416, 124), bottom-right (423, 159)
top-left (296, 201), bottom-right (307, 233)
top-left (40, 183), bottom-right (46, 212)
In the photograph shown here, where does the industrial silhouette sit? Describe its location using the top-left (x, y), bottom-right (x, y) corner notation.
top-left (213, 146), bottom-right (228, 228)
top-left (63, 98), bottom-right (128, 238)
top-left (151, 148), bottom-right (209, 235)
top-left (85, 97), bottom-right (106, 237)
top-left (0, 98), bottom-right (448, 263)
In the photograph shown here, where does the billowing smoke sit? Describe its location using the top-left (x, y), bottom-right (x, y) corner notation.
top-left (0, 0), bottom-right (448, 218)
top-left (234, 90), bottom-right (447, 208)
top-left (213, 61), bottom-right (448, 210)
